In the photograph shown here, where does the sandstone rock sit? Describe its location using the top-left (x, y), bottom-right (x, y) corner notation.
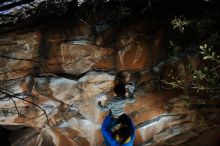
top-left (1, 72), bottom-right (220, 146)
top-left (127, 91), bottom-right (177, 125)
top-left (153, 122), bottom-right (195, 143)
top-left (133, 95), bottom-right (220, 145)
top-left (115, 30), bottom-right (164, 70)
top-left (93, 55), bottom-right (114, 70)
top-left (43, 43), bottom-right (114, 75)
top-left (0, 14), bottom-right (220, 146)
top-left (0, 31), bottom-right (41, 80)
top-left (10, 127), bottom-right (48, 146)
top-left (57, 117), bottom-right (102, 146)
top-left (46, 20), bottom-right (93, 43)
top-left (94, 19), bottom-right (166, 71)
top-left (9, 126), bottom-right (91, 146)
top-left (48, 71), bottom-right (115, 123)
top-left (136, 115), bottom-right (175, 145)
top-left (48, 127), bottom-right (91, 146)
top-left (0, 72), bottom-right (114, 128)
top-left (179, 127), bottom-right (220, 146)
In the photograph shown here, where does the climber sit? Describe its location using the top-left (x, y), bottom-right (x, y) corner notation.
top-left (101, 114), bottom-right (135, 146)
top-left (97, 82), bottom-right (136, 119)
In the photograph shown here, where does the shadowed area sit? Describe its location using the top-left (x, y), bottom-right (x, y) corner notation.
top-left (0, 0), bottom-right (220, 146)
top-left (0, 126), bottom-right (11, 146)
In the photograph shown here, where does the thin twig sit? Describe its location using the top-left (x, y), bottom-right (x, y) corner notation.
top-left (9, 97), bottom-right (25, 118)
top-left (0, 90), bottom-right (50, 126)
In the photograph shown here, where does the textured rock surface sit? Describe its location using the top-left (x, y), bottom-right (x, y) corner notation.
top-left (0, 31), bottom-right (41, 80)
top-left (1, 73), bottom-right (220, 146)
top-left (94, 20), bottom-right (166, 71)
top-left (0, 10), bottom-right (220, 146)
top-left (43, 43), bottom-right (114, 75)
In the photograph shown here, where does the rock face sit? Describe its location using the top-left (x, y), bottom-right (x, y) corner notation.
top-left (0, 32), bottom-right (41, 80)
top-left (43, 43), bottom-right (114, 75)
top-left (0, 10), bottom-right (220, 146)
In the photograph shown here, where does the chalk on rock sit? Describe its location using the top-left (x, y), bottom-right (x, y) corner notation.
top-left (96, 93), bottom-right (107, 101)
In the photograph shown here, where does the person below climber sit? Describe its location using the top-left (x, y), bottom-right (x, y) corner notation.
top-left (97, 82), bottom-right (136, 119)
top-left (101, 113), bottom-right (135, 146)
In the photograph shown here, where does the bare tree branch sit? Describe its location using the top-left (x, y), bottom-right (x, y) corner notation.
top-left (0, 89), bottom-right (51, 126)
top-left (10, 97), bottom-right (25, 117)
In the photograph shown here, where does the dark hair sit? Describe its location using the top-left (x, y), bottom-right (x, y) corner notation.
top-left (114, 83), bottom-right (126, 96)
top-left (115, 73), bottom-right (126, 83)
top-left (113, 125), bottom-right (131, 144)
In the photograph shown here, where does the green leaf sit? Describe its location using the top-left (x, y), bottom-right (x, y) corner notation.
top-left (212, 52), bottom-right (215, 57)
top-left (203, 56), bottom-right (211, 60)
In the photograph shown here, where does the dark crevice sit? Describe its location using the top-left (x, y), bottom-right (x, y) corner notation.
top-left (55, 72), bottom-right (89, 81)
top-left (0, 126), bottom-right (11, 146)
top-left (54, 70), bottom-right (116, 81)
top-left (0, 125), bottom-right (28, 146)
top-left (190, 104), bottom-right (220, 109)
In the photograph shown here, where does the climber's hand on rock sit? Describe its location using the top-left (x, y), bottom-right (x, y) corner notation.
top-left (125, 84), bottom-right (136, 94)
